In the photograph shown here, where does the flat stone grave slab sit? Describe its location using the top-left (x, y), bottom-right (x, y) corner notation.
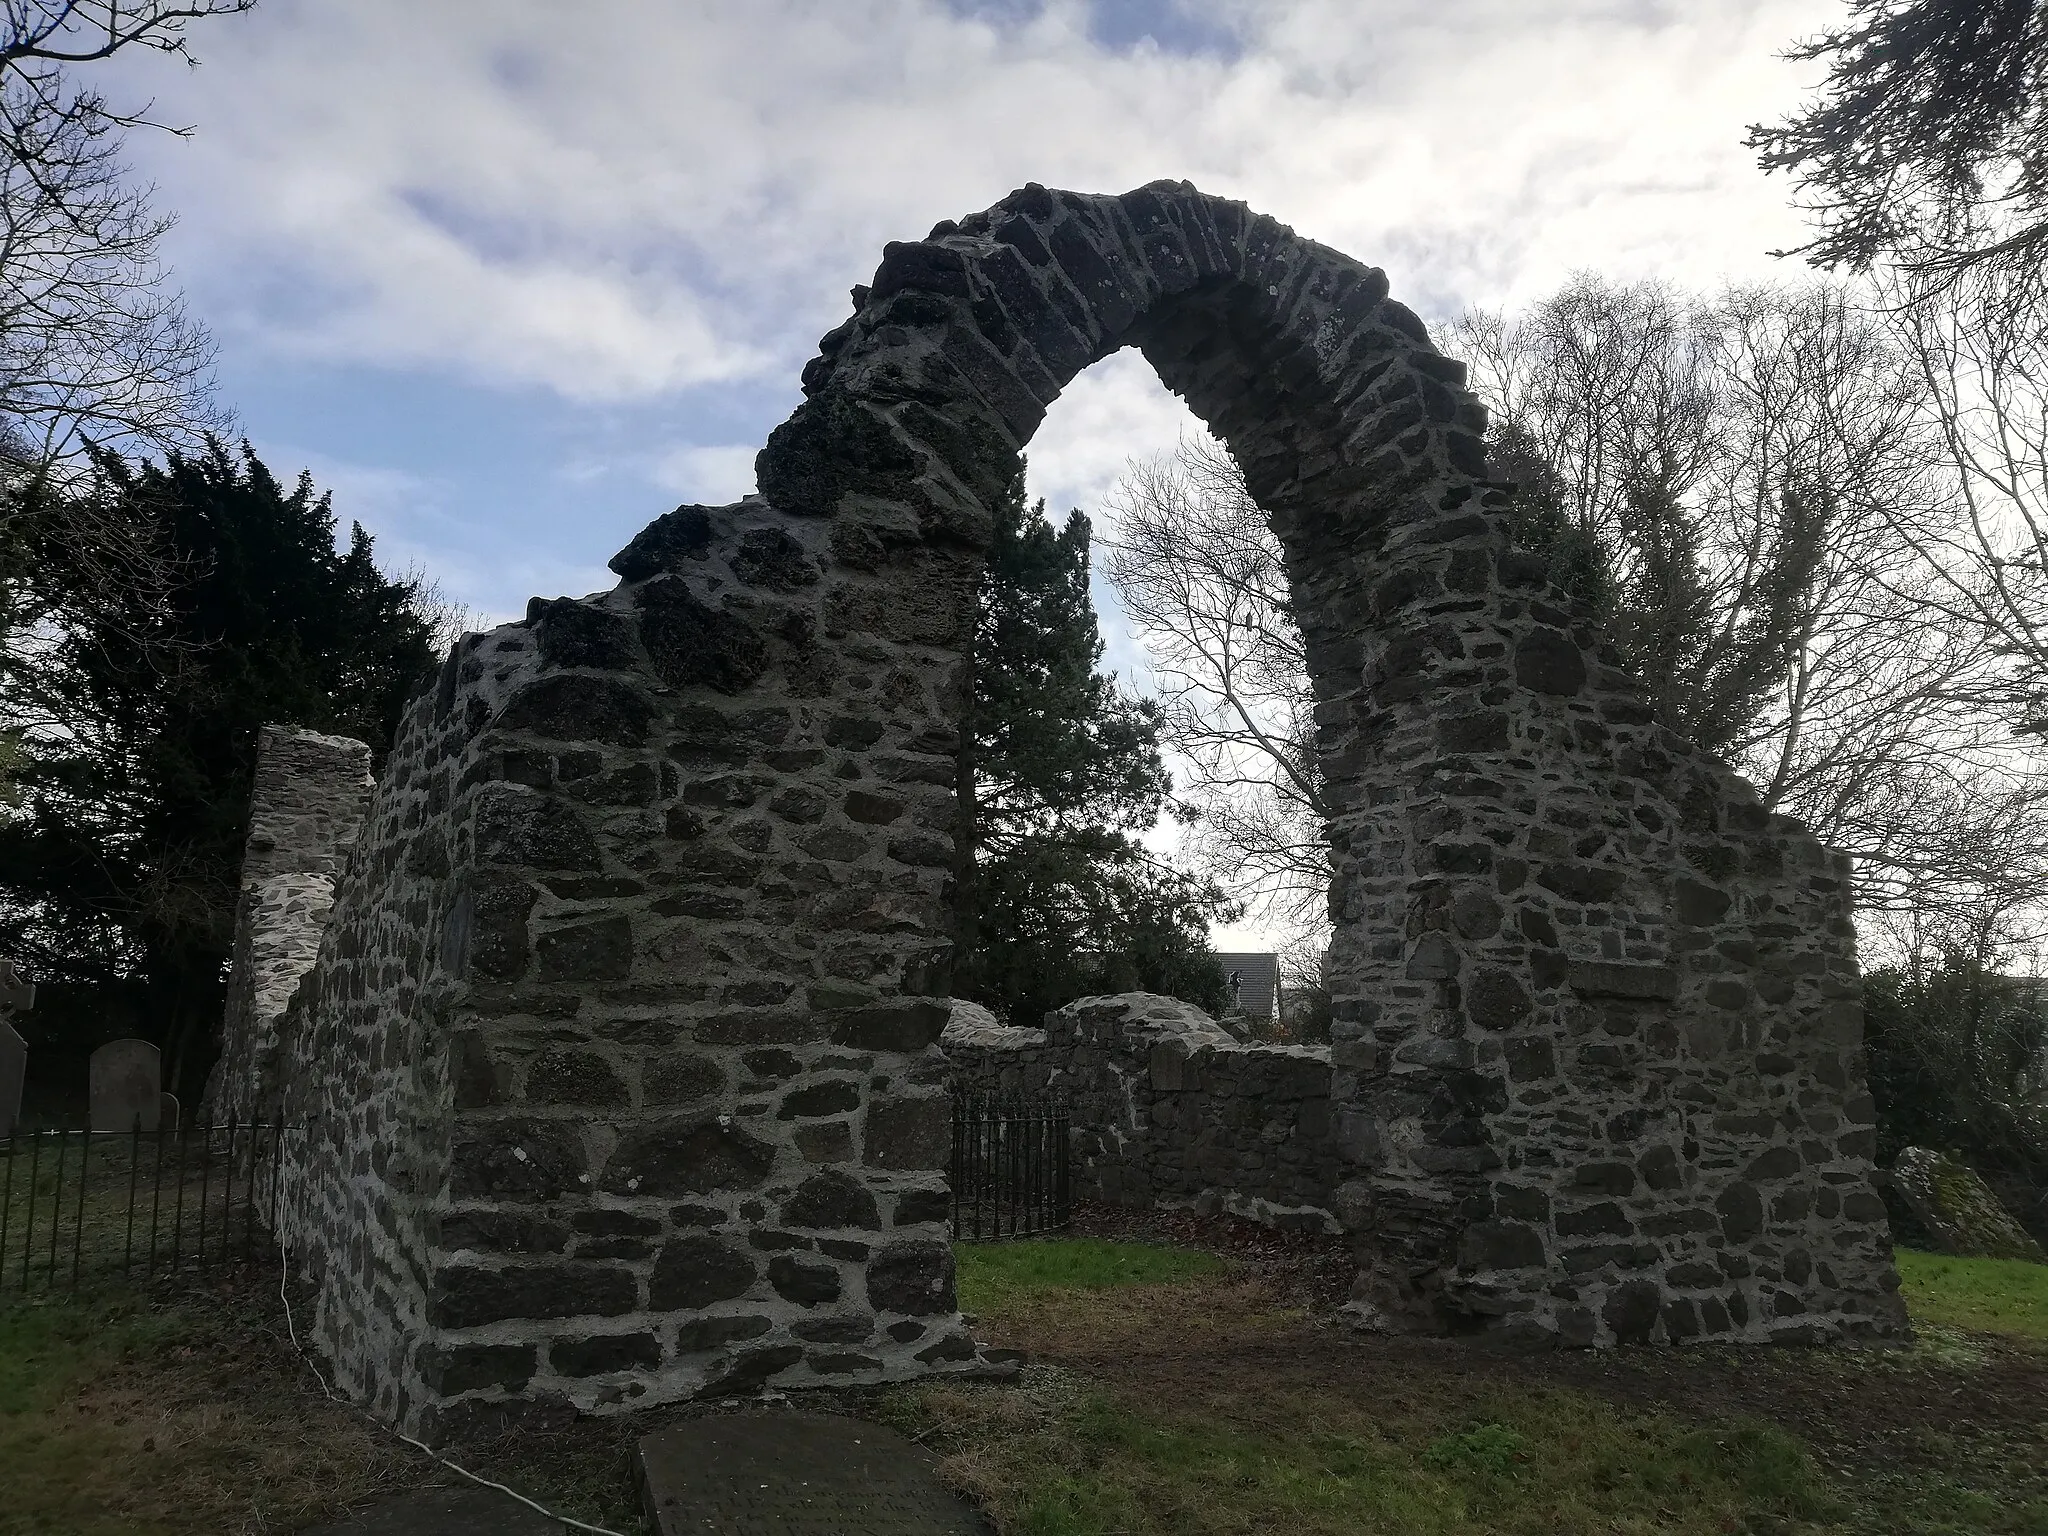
top-left (638, 1411), bottom-right (993, 1535)
top-left (298, 1484), bottom-right (570, 1533)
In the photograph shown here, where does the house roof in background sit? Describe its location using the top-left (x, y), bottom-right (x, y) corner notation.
top-left (1214, 951), bottom-right (1277, 1017)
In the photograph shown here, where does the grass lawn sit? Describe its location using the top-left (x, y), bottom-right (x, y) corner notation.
top-left (0, 1284), bottom-right (414, 1536)
top-left (957, 1237), bottom-right (1225, 1310)
top-left (1, 1236), bottom-right (2043, 1534)
top-left (895, 1236), bottom-right (2048, 1536)
top-left (1896, 1248), bottom-right (2048, 1340)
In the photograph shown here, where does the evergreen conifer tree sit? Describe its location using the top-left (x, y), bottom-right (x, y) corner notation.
top-left (0, 440), bottom-right (439, 1095)
top-left (956, 466), bottom-right (1228, 1026)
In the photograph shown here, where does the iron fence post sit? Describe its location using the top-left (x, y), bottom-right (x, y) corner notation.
top-left (0, 1129), bottom-right (14, 1290)
top-left (70, 1124), bottom-right (91, 1286)
top-left (169, 1119), bottom-right (189, 1272)
top-left (46, 1128), bottom-right (68, 1286)
top-left (124, 1116), bottom-right (141, 1278)
top-left (19, 1131), bottom-right (40, 1292)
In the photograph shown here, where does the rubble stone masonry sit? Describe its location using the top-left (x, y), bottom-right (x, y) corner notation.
top-left (233, 181), bottom-right (1903, 1440)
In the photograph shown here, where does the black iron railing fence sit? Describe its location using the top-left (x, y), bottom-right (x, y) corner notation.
top-left (4, 1100), bottom-right (1070, 1288)
top-left (0, 1119), bottom-right (303, 1293)
top-left (950, 1096), bottom-right (1069, 1241)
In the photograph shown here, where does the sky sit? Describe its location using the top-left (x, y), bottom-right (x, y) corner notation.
top-left (100, 0), bottom-right (1842, 945)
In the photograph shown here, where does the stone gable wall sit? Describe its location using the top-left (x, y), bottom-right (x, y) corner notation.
top-left (946, 993), bottom-right (1339, 1229)
top-left (208, 726), bottom-right (374, 1123)
top-left (246, 179), bottom-right (1902, 1441)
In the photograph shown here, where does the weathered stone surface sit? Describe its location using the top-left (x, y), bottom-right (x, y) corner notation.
top-left (1891, 1147), bottom-right (2046, 1262)
top-left (866, 1241), bottom-right (955, 1315)
top-left (940, 998), bottom-right (1043, 1053)
top-left (768, 1254), bottom-right (843, 1305)
top-left (674, 1314), bottom-right (773, 1352)
top-left (88, 1039), bottom-right (160, 1133)
top-left (428, 1263), bottom-right (637, 1328)
top-left (945, 992), bottom-right (1340, 1230)
top-left (603, 1119), bottom-right (778, 1195)
top-left (609, 504), bottom-right (715, 579)
top-left (418, 1342), bottom-right (537, 1395)
top-left (863, 1096), bottom-right (951, 1171)
top-left (209, 728), bottom-right (373, 1122)
top-left (648, 1234), bottom-right (759, 1309)
top-left (830, 1001), bottom-right (949, 1052)
top-left (635, 1413), bottom-right (993, 1535)
top-left (782, 1170), bottom-right (883, 1230)
top-left (449, 1119), bottom-right (586, 1201)
top-left (253, 181), bottom-right (1901, 1442)
top-left (549, 1331), bottom-right (662, 1376)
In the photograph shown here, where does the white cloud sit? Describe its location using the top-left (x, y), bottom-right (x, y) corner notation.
top-left (117, 0), bottom-right (1852, 945)
top-left (650, 443), bottom-right (759, 504)
top-left (125, 0), bottom-right (1842, 406)
top-left (1026, 349), bottom-right (1205, 519)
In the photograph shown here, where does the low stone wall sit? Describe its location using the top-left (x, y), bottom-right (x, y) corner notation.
top-left (945, 993), bottom-right (1340, 1231)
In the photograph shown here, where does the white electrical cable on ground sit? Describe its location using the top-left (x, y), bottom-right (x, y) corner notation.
top-left (277, 1233), bottom-right (631, 1536)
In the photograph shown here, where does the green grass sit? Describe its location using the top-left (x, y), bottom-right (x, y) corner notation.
top-left (956, 1238), bottom-right (1226, 1312)
top-left (1898, 1248), bottom-right (2048, 1341)
top-left (912, 1238), bottom-right (1853, 1535)
top-left (0, 1285), bottom-right (416, 1536)
top-left (911, 1237), bottom-right (2048, 1534)
top-left (894, 1370), bottom-right (1847, 1535)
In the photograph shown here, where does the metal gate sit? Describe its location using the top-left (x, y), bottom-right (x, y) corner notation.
top-left (950, 1097), bottom-right (1069, 1241)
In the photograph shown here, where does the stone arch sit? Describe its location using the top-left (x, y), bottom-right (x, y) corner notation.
top-left (758, 181), bottom-right (1905, 1341)
top-left (259, 182), bottom-right (1903, 1440)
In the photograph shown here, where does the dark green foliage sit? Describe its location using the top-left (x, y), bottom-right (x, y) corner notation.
top-left (1489, 418), bottom-right (1610, 614)
top-left (956, 466), bottom-right (1229, 1026)
top-left (0, 440), bottom-right (438, 1096)
top-left (1604, 475), bottom-right (1827, 758)
top-left (968, 830), bottom-right (1230, 1030)
top-left (1747, 0), bottom-right (2048, 275)
top-left (1490, 422), bottom-right (1826, 761)
top-left (1864, 953), bottom-right (2048, 1180)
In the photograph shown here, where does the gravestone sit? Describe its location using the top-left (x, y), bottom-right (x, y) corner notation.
top-left (636, 1414), bottom-right (992, 1535)
top-left (89, 1039), bottom-right (161, 1133)
top-left (0, 961), bottom-right (28, 1139)
top-left (1891, 1147), bottom-right (2046, 1262)
top-left (158, 1092), bottom-right (180, 1133)
top-left (0, 1021), bottom-right (23, 1139)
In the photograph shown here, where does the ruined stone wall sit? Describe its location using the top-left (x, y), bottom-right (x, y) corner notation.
top-left (765, 179), bottom-right (1903, 1347)
top-left (209, 726), bottom-right (373, 1123)
top-left (270, 505), bottom-right (988, 1442)
top-left (265, 180), bottom-right (1903, 1441)
top-left (946, 994), bottom-right (1338, 1229)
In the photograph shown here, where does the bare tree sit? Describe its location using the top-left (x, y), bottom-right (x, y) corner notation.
top-left (1451, 276), bottom-right (2048, 944)
top-left (0, 2), bottom-right (250, 482)
top-left (395, 562), bottom-right (479, 656)
top-left (1103, 436), bottom-right (1329, 932)
top-left (1107, 277), bottom-right (2048, 959)
top-left (1882, 260), bottom-right (2048, 727)
top-left (1, 2), bottom-right (251, 746)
